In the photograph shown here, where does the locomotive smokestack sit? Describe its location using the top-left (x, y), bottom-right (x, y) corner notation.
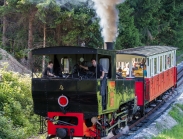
top-left (105, 42), bottom-right (114, 50)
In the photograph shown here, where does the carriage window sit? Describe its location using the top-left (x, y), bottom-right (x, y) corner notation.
top-left (150, 59), bottom-right (152, 76)
top-left (172, 52), bottom-right (174, 66)
top-left (154, 58), bottom-right (157, 74)
top-left (166, 54), bottom-right (171, 69)
top-left (61, 58), bottom-right (71, 73)
top-left (169, 54), bottom-right (171, 67)
top-left (157, 56), bottom-right (159, 73)
top-left (116, 62), bottom-right (129, 78)
top-left (165, 55), bottom-right (167, 70)
top-left (160, 56), bottom-right (162, 72)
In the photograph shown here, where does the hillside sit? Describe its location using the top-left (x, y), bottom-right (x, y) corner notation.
top-left (0, 48), bottom-right (31, 74)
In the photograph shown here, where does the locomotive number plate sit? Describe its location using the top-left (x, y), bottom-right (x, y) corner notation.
top-left (59, 85), bottom-right (64, 90)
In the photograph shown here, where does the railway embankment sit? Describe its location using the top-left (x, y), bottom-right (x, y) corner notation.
top-left (133, 86), bottom-right (183, 139)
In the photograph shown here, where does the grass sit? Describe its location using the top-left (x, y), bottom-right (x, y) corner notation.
top-left (153, 103), bottom-right (183, 139)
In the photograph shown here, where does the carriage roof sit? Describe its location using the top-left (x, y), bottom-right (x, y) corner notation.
top-left (32, 45), bottom-right (177, 56)
top-left (32, 46), bottom-right (111, 55)
top-left (116, 46), bottom-right (177, 57)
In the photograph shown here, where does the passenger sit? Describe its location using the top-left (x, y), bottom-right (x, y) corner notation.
top-left (118, 67), bottom-right (122, 73)
top-left (42, 61), bottom-right (56, 77)
top-left (143, 65), bottom-right (147, 77)
top-left (123, 64), bottom-right (129, 76)
top-left (131, 69), bottom-right (135, 77)
top-left (79, 58), bottom-right (105, 79)
top-left (133, 63), bottom-right (138, 70)
top-left (140, 58), bottom-right (146, 67)
top-left (167, 56), bottom-right (170, 68)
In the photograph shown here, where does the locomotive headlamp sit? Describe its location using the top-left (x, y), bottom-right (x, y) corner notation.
top-left (58, 95), bottom-right (69, 107)
top-left (56, 128), bottom-right (67, 138)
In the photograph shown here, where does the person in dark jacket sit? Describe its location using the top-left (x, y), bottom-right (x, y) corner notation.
top-left (43, 61), bottom-right (56, 77)
top-left (79, 58), bottom-right (105, 79)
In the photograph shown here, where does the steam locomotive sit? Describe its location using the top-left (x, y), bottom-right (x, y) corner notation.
top-left (31, 43), bottom-right (177, 139)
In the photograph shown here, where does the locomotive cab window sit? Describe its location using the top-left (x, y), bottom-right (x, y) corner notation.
top-left (31, 46), bottom-right (114, 80)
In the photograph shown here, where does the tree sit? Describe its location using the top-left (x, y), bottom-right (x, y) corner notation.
top-left (36, 0), bottom-right (61, 70)
top-left (16, 0), bottom-right (38, 67)
top-left (2, 0), bottom-right (7, 46)
top-left (156, 0), bottom-right (183, 48)
top-left (54, 5), bottom-right (103, 48)
top-left (115, 1), bottom-right (140, 49)
top-left (129, 0), bottom-right (161, 45)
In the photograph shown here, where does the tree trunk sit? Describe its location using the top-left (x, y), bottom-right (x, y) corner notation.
top-left (27, 10), bottom-right (37, 69)
top-left (56, 24), bottom-right (61, 45)
top-left (42, 24), bottom-right (46, 72)
top-left (2, 0), bottom-right (7, 46)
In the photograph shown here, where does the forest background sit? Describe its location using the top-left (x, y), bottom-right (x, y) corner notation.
top-left (0, 0), bottom-right (183, 62)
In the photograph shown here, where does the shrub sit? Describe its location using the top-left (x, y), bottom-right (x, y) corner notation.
top-left (0, 65), bottom-right (39, 139)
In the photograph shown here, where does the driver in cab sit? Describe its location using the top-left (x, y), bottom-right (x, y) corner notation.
top-left (42, 61), bottom-right (56, 78)
top-left (79, 58), bottom-right (105, 79)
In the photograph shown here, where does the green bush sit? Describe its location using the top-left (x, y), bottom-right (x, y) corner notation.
top-left (0, 66), bottom-right (39, 139)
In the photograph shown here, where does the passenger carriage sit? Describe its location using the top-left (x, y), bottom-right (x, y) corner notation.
top-left (116, 46), bottom-right (177, 108)
top-left (31, 44), bottom-right (177, 139)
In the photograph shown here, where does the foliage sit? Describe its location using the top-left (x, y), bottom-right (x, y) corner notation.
top-left (116, 1), bottom-right (141, 49)
top-left (0, 64), bottom-right (39, 139)
top-left (128, 0), bottom-right (183, 47)
top-left (1, 0), bottom-right (183, 55)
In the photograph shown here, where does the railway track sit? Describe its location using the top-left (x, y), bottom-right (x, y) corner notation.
top-left (109, 61), bottom-right (183, 139)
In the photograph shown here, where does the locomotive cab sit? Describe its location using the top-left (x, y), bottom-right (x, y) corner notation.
top-left (31, 46), bottom-right (121, 138)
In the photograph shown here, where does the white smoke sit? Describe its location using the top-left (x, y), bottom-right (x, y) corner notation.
top-left (91, 0), bottom-right (125, 42)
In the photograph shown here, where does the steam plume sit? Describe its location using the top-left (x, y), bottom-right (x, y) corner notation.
top-left (91, 0), bottom-right (125, 42)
